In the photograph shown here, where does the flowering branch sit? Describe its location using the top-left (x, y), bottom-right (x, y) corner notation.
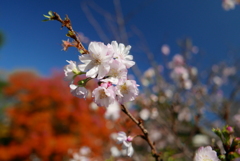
top-left (44, 10), bottom-right (161, 160)
top-left (43, 11), bottom-right (88, 54)
top-left (121, 104), bottom-right (161, 161)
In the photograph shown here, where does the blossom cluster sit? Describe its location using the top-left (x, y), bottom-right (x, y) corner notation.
top-left (64, 41), bottom-right (139, 108)
top-left (169, 54), bottom-right (197, 90)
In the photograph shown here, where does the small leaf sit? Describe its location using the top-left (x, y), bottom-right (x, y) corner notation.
top-left (79, 50), bottom-right (84, 54)
top-left (48, 11), bottom-right (53, 16)
top-left (42, 19), bottom-right (50, 22)
top-left (43, 14), bottom-right (51, 18)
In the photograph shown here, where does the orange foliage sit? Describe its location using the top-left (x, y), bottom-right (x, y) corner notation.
top-left (0, 71), bottom-right (114, 161)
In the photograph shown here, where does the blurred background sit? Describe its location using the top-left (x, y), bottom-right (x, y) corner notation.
top-left (1, 0), bottom-right (240, 161)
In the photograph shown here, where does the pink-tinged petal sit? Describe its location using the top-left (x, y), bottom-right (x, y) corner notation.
top-left (92, 86), bottom-right (116, 107)
top-left (70, 84), bottom-right (88, 99)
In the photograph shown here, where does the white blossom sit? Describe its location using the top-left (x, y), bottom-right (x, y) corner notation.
top-left (184, 79), bottom-right (192, 90)
top-left (69, 146), bottom-right (91, 161)
top-left (92, 83), bottom-right (115, 107)
top-left (111, 41), bottom-right (135, 68)
top-left (64, 60), bottom-right (80, 82)
top-left (70, 84), bottom-right (88, 99)
top-left (213, 76), bottom-right (223, 86)
top-left (192, 134), bottom-right (209, 147)
top-left (143, 68), bottom-right (155, 78)
top-left (116, 80), bottom-right (139, 104)
top-left (178, 107), bottom-right (191, 122)
top-left (105, 100), bottom-right (121, 120)
top-left (139, 109), bottom-right (150, 120)
top-left (222, 0), bottom-right (236, 10)
top-left (110, 146), bottom-right (121, 157)
top-left (169, 54), bottom-right (184, 68)
top-left (117, 132), bottom-right (134, 157)
top-left (194, 146), bottom-right (220, 161)
top-left (89, 102), bottom-right (99, 110)
top-left (102, 59), bottom-right (127, 85)
top-left (161, 44), bottom-right (170, 55)
top-left (78, 42), bottom-right (113, 79)
top-left (171, 66), bottom-right (189, 80)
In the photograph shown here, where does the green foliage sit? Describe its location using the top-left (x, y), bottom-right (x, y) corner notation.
top-left (42, 11), bottom-right (54, 21)
top-left (0, 80), bottom-right (8, 91)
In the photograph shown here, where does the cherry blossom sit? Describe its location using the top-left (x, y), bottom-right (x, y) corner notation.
top-left (78, 42), bottom-right (113, 79)
top-left (115, 80), bottom-right (139, 104)
top-left (70, 84), bottom-right (88, 99)
top-left (64, 60), bottom-right (81, 82)
top-left (111, 41), bottom-right (135, 68)
top-left (222, 0), bottom-right (236, 10)
top-left (117, 132), bottom-right (134, 157)
top-left (102, 59), bottom-right (127, 85)
top-left (170, 66), bottom-right (189, 81)
top-left (171, 54), bottom-right (184, 67)
top-left (161, 44), bottom-right (170, 55)
top-left (194, 146), bottom-right (219, 161)
top-left (92, 83), bottom-right (116, 107)
top-left (105, 100), bottom-right (121, 120)
top-left (70, 146), bottom-right (91, 161)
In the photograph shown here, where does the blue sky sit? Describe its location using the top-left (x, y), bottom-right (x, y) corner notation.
top-left (0, 0), bottom-right (240, 77)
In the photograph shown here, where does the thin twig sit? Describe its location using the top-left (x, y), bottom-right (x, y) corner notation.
top-left (121, 104), bottom-right (161, 161)
top-left (51, 12), bottom-right (88, 54)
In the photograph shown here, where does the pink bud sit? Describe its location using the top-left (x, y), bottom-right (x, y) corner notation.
top-left (226, 126), bottom-right (234, 133)
top-left (126, 136), bottom-right (133, 142)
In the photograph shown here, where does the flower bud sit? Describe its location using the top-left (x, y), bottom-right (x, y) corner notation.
top-left (232, 137), bottom-right (240, 149)
top-left (226, 126), bottom-right (234, 134)
top-left (78, 77), bottom-right (92, 87)
top-left (228, 152), bottom-right (237, 160)
top-left (212, 128), bottom-right (222, 138)
top-left (219, 154), bottom-right (225, 160)
top-left (126, 136), bottom-right (133, 142)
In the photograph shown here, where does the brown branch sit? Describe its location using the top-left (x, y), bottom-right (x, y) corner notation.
top-left (51, 12), bottom-right (88, 54)
top-left (121, 104), bottom-right (161, 161)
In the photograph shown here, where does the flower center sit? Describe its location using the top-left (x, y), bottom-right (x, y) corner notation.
top-left (109, 69), bottom-right (118, 77)
top-left (202, 155), bottom-right (213, 161)
top-left (94, 58), bottom-right (101, 65)
top-left (99, 89), bottom-right (107, 99)
top-left (120, 84), bottom-right (128, 94)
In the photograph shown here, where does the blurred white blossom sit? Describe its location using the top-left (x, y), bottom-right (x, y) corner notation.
top-left (139, 109), bottom-right (150, 120)
top-left (161, 44), bottom-right (170, 55)
top-left (105, 101), bottom-right (121, 120)
top-left (117, 132), bottom-right (134, 157)
top-left (222, 0), bottom-right (236, 10)
top-left (194, 146), bottom-right (219, 161)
